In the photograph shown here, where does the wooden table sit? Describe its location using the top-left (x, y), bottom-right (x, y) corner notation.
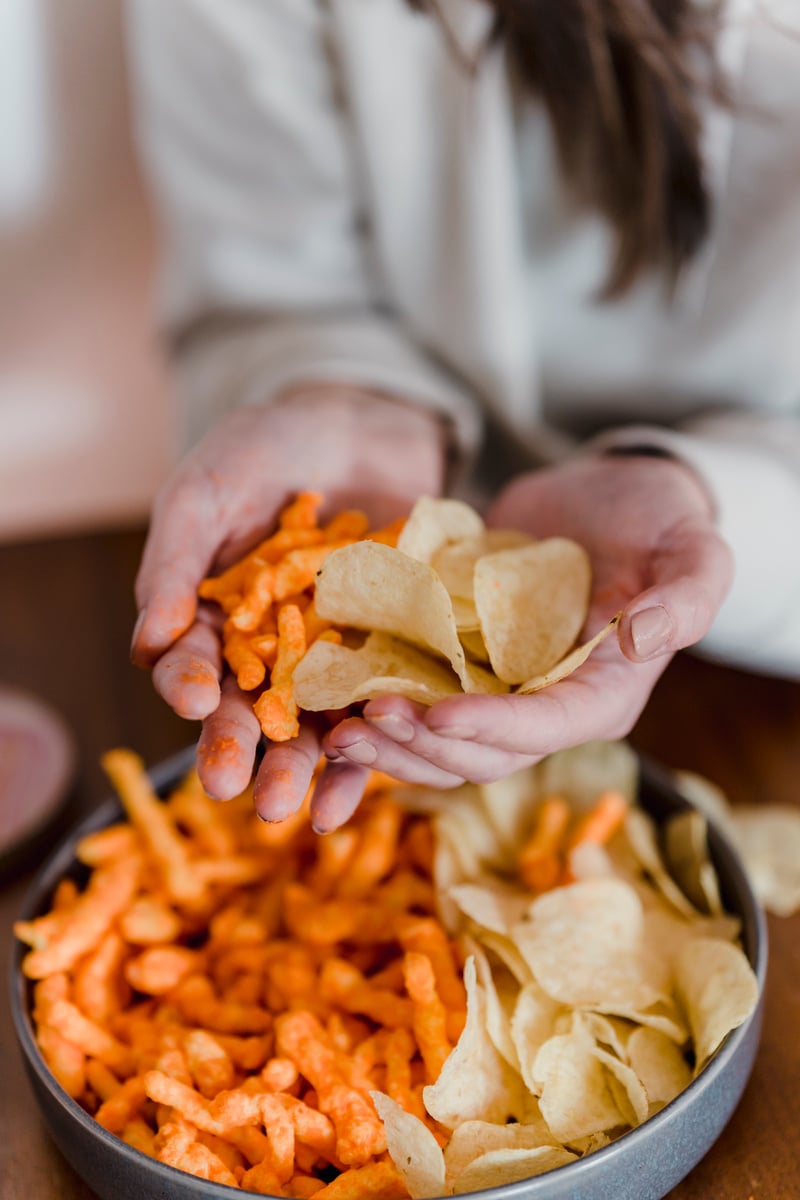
top-left (2, 527), bottom-right (798, 1200)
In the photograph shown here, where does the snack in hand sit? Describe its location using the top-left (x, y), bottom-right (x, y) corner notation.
top-left (199, 494), bottom-right (621, 741)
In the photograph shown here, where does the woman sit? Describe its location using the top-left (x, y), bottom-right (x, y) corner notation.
top-left (126, 0), bottom-right (800, 831)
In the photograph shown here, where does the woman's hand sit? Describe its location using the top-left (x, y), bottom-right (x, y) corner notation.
top-left (131, 385), bottom-right (447, 821)
top-left (324, 453), bottom-right (734, 802)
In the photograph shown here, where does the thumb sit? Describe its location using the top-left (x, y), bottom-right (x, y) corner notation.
top-left (618, 519), bottom-right (734, 663)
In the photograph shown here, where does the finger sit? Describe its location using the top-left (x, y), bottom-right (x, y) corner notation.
top-left (151, 613), bottom-right (222, 720)
top-left (620, 521), bottom-right (735, 663)
top-left (253, 722), bottom-right (323, 823)
top-left (424, 650), bottom-right (666, 757)
top-left (362, 699), bottom-right (537, 783)
top-left (132, 475), bottom-right (221, 667)
top-left (323, 710), bottom-right (525, 787)
top-left (196, 674), bottom-right (262, 801)
top-left (310, 760), bottom-right (374, 834)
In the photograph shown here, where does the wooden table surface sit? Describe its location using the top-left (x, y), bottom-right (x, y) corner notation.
top-left (2, 527), bottom-right (798, 1200)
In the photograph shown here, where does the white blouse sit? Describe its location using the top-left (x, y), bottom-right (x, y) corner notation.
top-left (126, 0), bottom-right (800, 677)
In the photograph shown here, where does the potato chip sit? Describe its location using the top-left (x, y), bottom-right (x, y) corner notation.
top-left (293, 632), bottom-right (462, 711)
top-left (314, 541), bottom-right (506, 694)
top-left (624, 808), bottom-right (699, 919)
top-left (593, 1044), bottom-right (649, 1128)
top-left (674, 936), bottom-right (759, 1069)
top-left (725, 805), bottom-right (800, 917)
top-left (625, 1026), bottom-right (691, 1110)
top-left (515, 613), bottom-right (621, 693)
top-left (675, 770), bottom-right (800, 917)
top-left (476, 930), bottom-right (534, 986)
top-left (396, 497), bottom-right (485, 563)
top-left (431, 531), bottom-right (532, 636)
top-left (458, 628), bottom-right (490, 661)
top-left (477, 766), bottom-right (541, 857)
top-left (370, 1092), bottom-right (445, 1200)
top-left (464, 936), bottom-right (521, 1071)
top-left (473, 538), bottom-right (591, 684)
top-left (442, 1115), bottom-right (555, 1185)
top-left (452, 1145), bottom-right (578, 1193)
top-left (536, 739), bottom-right (639, 812)
top-left (447, 883), bottom-right (530, 937)
top-left (512, 878), bottom-right (669, 1012)
top-left (663, 810), bottom-right (723, 915)
top-left (532, 1025), bottom-right (625, 1143)
top-left (510, 981), bottom-right (566, 1095)
top-left (422, 958), bottom-right (526, 1129)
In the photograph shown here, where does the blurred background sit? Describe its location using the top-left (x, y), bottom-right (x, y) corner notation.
top-left (0, 0), bottom-right (173, 544)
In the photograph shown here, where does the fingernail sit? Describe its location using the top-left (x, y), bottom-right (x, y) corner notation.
top-left (368, 714), bottom-right (415, 743)
top-left (129, 608), bottom-right (147, 659)
top-left (338, 740), bottom-right (377, 765)
top-left (427, 724), bottom-right (475, 740)
top-left (630, 605), bottom-right (673, 659)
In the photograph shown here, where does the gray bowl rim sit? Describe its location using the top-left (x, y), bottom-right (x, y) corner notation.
top-left (9, 744), bottom-right (768, 1200)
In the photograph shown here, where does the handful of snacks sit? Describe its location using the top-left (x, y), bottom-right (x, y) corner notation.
top-left (198, 495), bottom-right (620, 743)
top-left (16, 742), bottom-right (759, 1197)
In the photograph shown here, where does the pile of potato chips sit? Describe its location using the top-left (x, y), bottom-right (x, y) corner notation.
top-left (290, 496), bottom-right (620, 712)
top-left (376, 740), bottom-right (759, 1197)
top-left (16, 741), bottom-right (759, 1198)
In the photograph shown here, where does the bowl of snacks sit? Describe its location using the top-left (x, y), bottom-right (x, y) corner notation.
top-left (11, 737), bottom-right (765, 1200)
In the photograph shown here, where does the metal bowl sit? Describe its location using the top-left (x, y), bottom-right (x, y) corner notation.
top-left (9, 746), bottom-right (767, 1200)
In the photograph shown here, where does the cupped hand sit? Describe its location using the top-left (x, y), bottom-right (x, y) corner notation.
top-left (131, 386), bottom-right (446, 822)
top-left (325, 453), bottom-right (734, 790)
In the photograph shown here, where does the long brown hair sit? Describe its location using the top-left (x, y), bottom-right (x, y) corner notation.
top-left (411, 0), bottom-right (719, 294)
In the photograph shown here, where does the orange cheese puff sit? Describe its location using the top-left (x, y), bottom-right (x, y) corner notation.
top-left (279, 491), bottom-right (324, 530)
top-left (38, 997), bottom-right (134, 1076)
top-left (388, 1035), bottom-right (427, 1121)
top-left (562, 789), bottom-right (629, 883)
top-left (274, 1012), bottom-right (386, 1166)
top-left (319, 959), bottom-right (414, 1030)
top-left (253, 603), bottom-right (307, 741)
top-left (171, 975), bottom-right (272, 1035)
top-left (287, 1174), bottom-right (326, 1198)
top-left (18, 854), bottom-right (141, 978)
top-left (73, 931), bottom-right (131, 1023)
top-left (241, 1157), bottom-right (287, 1196)
top-left (119, 897), bottom-right (182, 946)
top-left (100, 749), bottom-right (204, 904)
top-left (86, 1058), bottom-right (123, 1103)
top-left (224, 626), bottom-right (268, 690)
top-left (183, 1029), bottom-right (236, 1098)
top-left (198, 1131), bottom-right (247, 1174)
top-left (283, 884), bottom-right (398, 947)
top-left (121, 1118), bottom-right (157, 1157)
top-left (261, 1057), bottom-right (300, 1093)
top-left (402, 952), bottom-right (452, 1083)
top-left (395, 916), bottom-right (467, 1016)
top-left (125, 946), bottom-right (202, 996)
top-left (567, 789), bottom-right (629, 850)
top-left (157, 1121), bottom-right (241, 1188)
top-left (517, 794), bottom-right (571, 893)
top-left (51, 878), bottom-right (80, 911)
top-left (94, 1075), bottom-right (149, 1133)
top-left (76, 824), bottom-right (141, 866)
top-left (37, 1025), bottom-right (86, 1099)
top-left (322, 510), bottom-right (370, 541)
top-left (337, 797), bottom-right (403, 899)
top-left (311, 1161), bottom-right (409, 1199)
